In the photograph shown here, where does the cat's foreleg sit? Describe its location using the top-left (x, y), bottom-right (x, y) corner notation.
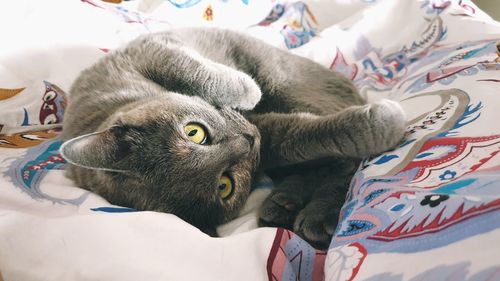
top-left (125, 35), bottom-right (262, 110)
top-left (250, 99), bottom-right (406, 169)
top-left (315, 99), bottom-right (407, 158)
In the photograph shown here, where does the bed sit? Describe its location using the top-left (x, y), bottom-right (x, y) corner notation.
top-left (0, 0), bottom-right (499, 280)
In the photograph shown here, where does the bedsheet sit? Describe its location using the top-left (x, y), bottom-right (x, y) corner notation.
top-left (0, 0), bottom-right (499, 280)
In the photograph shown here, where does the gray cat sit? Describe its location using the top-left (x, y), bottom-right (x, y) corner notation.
top-left (60, 28), bottom-right (406, 248)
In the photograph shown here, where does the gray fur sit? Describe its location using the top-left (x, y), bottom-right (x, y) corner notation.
top-left (61, 28), bottom-right (406, 247)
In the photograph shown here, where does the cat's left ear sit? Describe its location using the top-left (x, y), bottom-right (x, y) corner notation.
top-left (59, 126), bottom-right (129, 172)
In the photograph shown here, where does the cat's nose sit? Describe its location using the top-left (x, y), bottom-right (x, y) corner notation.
top-left (242, 133), bottom-right (255, 148)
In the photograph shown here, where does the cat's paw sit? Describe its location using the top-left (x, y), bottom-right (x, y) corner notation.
top-left (365, 99), bottom-right (407, 154)
top-left (258, 190), bottom-right (304, 229)
top-left (293, 200), bottom-right (340, 250)
top-left (209, 64), bottom-right (262, 110)
top-left (228, 72), bottom-right (262, 110)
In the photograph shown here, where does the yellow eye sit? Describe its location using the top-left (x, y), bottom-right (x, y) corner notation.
top-left (184, 123), bottom-right (207, 144)
top-left (218, 175), bottom-right (233, 199)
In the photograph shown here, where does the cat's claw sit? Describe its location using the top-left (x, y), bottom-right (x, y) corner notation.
top-left (293, 200), bottom-right (340, 250)
top-left (259, 191), bottom-right (303, 229)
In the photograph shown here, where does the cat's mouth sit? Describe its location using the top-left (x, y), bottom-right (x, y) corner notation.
top-left (240, 129), bottom-right (261, 169)
top-left (216, 130), bottom-right (260, 204)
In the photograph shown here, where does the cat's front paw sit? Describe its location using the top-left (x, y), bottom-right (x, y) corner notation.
top-left (208, 64), bottom-right (262, 110)
top-left (366, 99), bottom-right (407, 154)
top-left (226, 71), bottom-right (262, 110)
top-left (258, 190), bottom-right (304, 229)
top-left (293, 200), bottom-right (340, 250)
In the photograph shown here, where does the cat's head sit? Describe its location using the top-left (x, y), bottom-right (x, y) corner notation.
top-left (60, 93), bottom-right (260, 234)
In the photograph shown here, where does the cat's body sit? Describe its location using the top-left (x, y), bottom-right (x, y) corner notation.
top-left (61, 28), bottom-right (406, 248)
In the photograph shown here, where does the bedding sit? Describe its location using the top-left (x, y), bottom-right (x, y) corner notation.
top-left (0, 0), bottom-right (499, 280)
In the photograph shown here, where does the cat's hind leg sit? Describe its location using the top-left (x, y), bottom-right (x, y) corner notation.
top-left (292, 167), bottom-right (354, 249)
top-left (259, 175), bottom-right (312, 230)
top-left (258, 159), bottom-right (358, 249)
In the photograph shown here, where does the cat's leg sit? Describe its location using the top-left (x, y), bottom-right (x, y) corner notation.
top-left (127, 29), bottom-right (362, 113)
top-left (259, 175), bottom-right (313, 230)
top-left (293, 166), bottom-right (355, 249)
top-left (259, 159), bottom-right (358, 249)
top-left (124, 34), bottom-right (262, 110)
top-left (249, 99), bottom-right (406, 169)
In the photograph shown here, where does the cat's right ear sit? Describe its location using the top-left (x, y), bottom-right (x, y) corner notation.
top-left (59, 126), bottom-right (130, 173)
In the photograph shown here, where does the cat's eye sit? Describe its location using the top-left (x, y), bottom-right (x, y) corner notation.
top-left (184, 123), bottom-right (208, 144)
top-left (218, 175), bottom-right (233, 199)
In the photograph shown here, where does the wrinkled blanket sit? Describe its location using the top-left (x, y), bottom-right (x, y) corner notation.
top-left (0, 0), bottom-right (499, 280)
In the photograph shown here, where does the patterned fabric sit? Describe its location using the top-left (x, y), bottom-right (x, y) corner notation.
top-left (268, 0), bottom-right (500, 280)
top-left (134, 0), bottom-right (272, 29)
top-left (0, 0), bottom-right (499, 280)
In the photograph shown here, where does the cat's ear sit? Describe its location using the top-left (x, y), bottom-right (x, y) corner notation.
top-left (60, 126), bottom-right (130, 172)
